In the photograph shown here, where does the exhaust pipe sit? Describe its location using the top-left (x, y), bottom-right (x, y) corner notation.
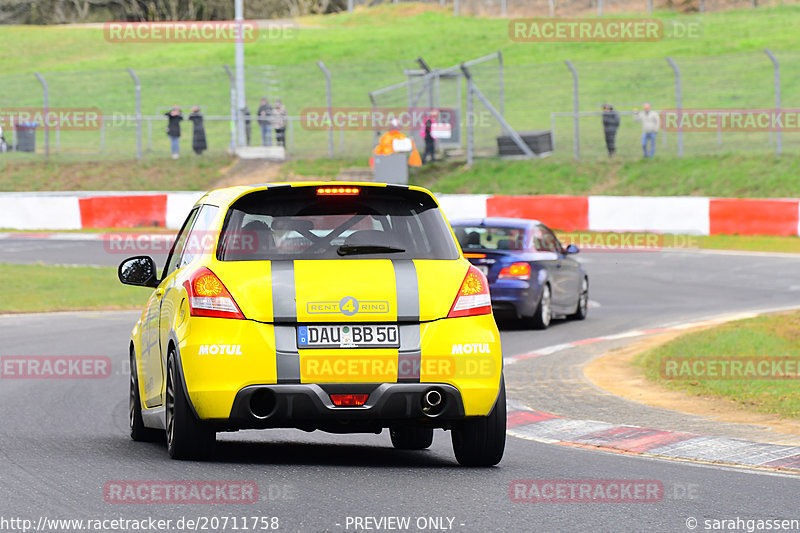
top-left (424, 389), bottom-right (442, 408)
top-left (422, 388), bottom-right (445, 416)
top-left (249, 389), bottom-right (277, 419)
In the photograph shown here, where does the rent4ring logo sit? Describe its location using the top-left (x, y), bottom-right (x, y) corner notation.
top-left (307, 297), bottom-right (389, 316)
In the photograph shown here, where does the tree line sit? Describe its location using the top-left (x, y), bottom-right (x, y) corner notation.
top-left (0, 0), bottom-right (349, 24)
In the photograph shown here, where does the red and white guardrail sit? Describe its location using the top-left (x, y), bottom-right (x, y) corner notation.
top-left (2, 191), bottom-right (800, 236)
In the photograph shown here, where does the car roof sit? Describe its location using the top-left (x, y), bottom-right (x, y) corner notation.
top-left (450, 217), bottom-right (542, 229)
top-left (195, 182), bottom-right (438, 209)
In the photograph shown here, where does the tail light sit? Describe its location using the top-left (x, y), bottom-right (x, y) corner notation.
top-left (317, 187), bottom-right (360, 195)
top-left (330, 394), bottom-right (369, 407)
top-left (498, 262), bottom-right (532, 281)
top-left (183, 267), bottom-right (244, 319)
top-left (448, 265), bottom-right (492, 318)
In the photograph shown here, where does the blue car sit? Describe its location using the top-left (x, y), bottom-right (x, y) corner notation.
top-left (450, 217), bottom-right (588, 329)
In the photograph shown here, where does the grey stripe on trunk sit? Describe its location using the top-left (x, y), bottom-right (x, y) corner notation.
top-left (271, 260), bottom-right (297, 322)
top-left (394, 260), bottom-right (421, 383)
top-left (271, 260), bottom-right (300, 383)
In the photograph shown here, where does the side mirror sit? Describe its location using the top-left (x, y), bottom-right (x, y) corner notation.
top-left (118, 256), bottom-right (159, 288)
top-left (565, 244), bottom-right (580, 255)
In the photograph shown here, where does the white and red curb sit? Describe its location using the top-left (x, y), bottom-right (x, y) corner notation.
top-left (505, 307), bottom-right (800, 474)
top-left (3, 192), bottom-right (800, 236)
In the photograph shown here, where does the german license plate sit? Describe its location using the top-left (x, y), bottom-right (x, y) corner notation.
top-left (297, 324), bottom-right (400, 349)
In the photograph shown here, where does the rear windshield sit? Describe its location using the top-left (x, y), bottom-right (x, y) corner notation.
top-left (453, 225), bottom-right (528, 252)
top-left (218, 186), bottom-right (460, 261)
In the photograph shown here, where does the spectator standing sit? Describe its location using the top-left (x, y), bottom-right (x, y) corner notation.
top-left (165, 105), bottom-right (183, 159)
top-left (242, 106), bottom-right (252, 146)
top-left (272, 99), bottom-right (288, 148)
top-left (633, 103), bottom-right (660, 158)
top-left (257, 98), bottom-right (272, 147)
top-left (189, 106), bottom-right (207, 155)
top-left (422, 113), bottom-right (436, 164)
top-left (601, 104), bottom-right (620, 157)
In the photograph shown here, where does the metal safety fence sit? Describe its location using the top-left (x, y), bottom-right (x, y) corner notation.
top-left (1, 48), bottom-right (799, 161)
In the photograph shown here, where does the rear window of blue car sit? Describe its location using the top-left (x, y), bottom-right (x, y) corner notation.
top-left (217, 186), bottom-right (460, 261)
top-left (453, 225), bottom-right (527, 252)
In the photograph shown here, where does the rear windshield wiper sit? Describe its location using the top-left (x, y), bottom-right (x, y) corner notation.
top-left (337, 245), bottom-right (406, 256)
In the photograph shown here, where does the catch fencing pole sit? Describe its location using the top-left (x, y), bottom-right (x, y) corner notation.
top-left (464, 66), bottom-right (474, 166)
top-left (666, 56), bottom-right (683, 157)
top-left (234, 0), bottom-right (246, 147)
top-left (317, 61), bottom-right (334, 157)
top-left (765, 49), bottom-right (782, 155)
top-left (34, 72), bottom-right (49, 157)
top-left (223, 65), bottom-right (237, 151)
top-left (127, 68), bottom-right (142, 160)
top-left (564, 61), bottom-right (579, 160)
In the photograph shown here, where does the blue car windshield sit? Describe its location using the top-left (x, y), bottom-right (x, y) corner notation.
top-left (453, 226), bottom-right (527, 252)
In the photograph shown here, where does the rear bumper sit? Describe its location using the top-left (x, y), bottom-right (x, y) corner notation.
top-left (223, 382), bottom-right (466, 432)
top-left (489, 283), bottom-right (537, 318)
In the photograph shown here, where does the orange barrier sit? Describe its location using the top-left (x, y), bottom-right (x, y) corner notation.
top-left (709, 199), bottom-right (799, 236)
top-left (487, 195), bottom-right (589, 231)
top-left (79, 195), bottom-right (168, 228)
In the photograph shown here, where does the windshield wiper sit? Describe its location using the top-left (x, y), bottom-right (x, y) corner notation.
top-left (337, 245), bottom-right (406, 256)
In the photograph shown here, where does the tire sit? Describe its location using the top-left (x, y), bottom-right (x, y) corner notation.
top-left (568, 277), bottom-right (589, 321)
top-left (451, 379), bottom-right (506, 467)
top-left (390, 426), bottom-right (434, 450)
top-left (529, 283), bottom-right (552, 330)
top-left (166, 350), bottom-right (215, 460)
top-left (130, 352), bottom-right (164, 443)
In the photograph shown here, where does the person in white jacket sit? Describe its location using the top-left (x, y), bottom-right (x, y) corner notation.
top-left (633, 103), bottom-right (660, 158)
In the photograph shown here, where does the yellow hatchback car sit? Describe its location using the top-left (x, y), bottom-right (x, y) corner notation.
top-left (119, 182), bottom-right (505, 466)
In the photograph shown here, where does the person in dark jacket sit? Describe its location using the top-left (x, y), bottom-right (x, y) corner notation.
top-left (242, 106), bottom-right (252, 146)
top-left (257, 98), bottom-right (272, 147)
top-left (602, 104), bottom-right (620, 157)
top-left (189, 106), bottom-right (207, 155)
top-left (422, 117), bottom-right (435, 164)
top-left (165, 105), bottom-right (183, 159)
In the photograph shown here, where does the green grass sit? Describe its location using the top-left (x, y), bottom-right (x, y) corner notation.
top-left (280, 157), bottom-right (365, 179)
top-left (636, 312), bottom-right (800, 420)
top-left (0, 155), bottom-right (232, 191)
top-left (411, 153), bottom-right (800, 197)
top-left (1, 4), bottom-right (800, 159)
top-left (0, 263), bottom-right (149, 312)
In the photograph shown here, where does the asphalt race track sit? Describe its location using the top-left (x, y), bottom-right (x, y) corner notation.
top-left (1, 238), bottom-right (800, 532)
